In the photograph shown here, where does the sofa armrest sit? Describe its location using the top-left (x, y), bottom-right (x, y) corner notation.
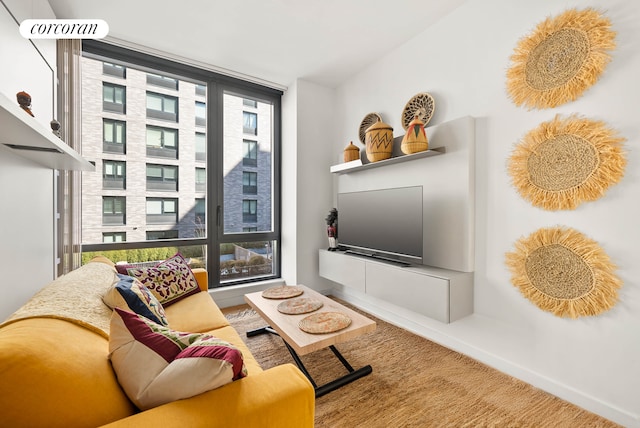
top-left (191, 268), bottom-right (208, 292)
top-left (99, 364), bottom-right (315, 428)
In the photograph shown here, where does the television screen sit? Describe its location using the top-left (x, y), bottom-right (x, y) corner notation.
top-left (337, 186), bottom-right (423, 263)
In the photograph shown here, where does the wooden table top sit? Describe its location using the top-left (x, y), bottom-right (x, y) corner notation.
top-left (244, 285), bottom-right (376, 356)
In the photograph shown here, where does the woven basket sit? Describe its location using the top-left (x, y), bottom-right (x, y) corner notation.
top-left (365, 118), bottom-right (394, 162)
top-left (401, 115), bottom-right (429, 154)
top-left (343, 141), bottom-right (360, 162)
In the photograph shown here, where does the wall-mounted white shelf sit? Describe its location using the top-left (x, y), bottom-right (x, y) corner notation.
top-left (0, 92), bottom-right (94, 171)
top-left (330, 146), bottom-right (445, 174)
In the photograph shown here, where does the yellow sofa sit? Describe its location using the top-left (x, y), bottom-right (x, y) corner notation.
top-left (0, 258), bottom-right (315, 428)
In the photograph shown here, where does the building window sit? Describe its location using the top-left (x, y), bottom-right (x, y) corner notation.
top-left (146, 91), bottom-right (178, 122)
top-left (195, 198), bottom-right (206, 235)
top-left (243, 171), bottom-right (257, 194)
top-left (242, 200), bottom-right (257, 223)
top-left (146, 73), bottom-right (178, 90)
top-left (103, 196), bottom-right (125, 225)
top-left (146, 126), bottom-right (178, 159)
top-left (103, 62), bottom-right (126, 78)
top-left (81, 41), bottom-right (282, 288)
top-left (146, 230), bottom-right (179, 240)
top-left (103, 232), bottom-right (126, 243)
top-left (195, 168), bottom-right (206, 193)
top-left (195, 132), bottom-right (206, 162)
top-left (243, 98), bottom-right (257, 108)
top-left (195, 101), bottom-right (206, 127)
top-left (103, 160), bottom-right (126, 189)
top-left (243, 111), bottom-right (257, 135)
top-left (243, 139), bottom-right (257, 166)
top-left (103, 83), bottom-right (126, 114)
top-left (146, 164), bottom-right (178, 191)
top-left (146, 198), bottom-right (178, 224)
top-left (103, 119), bottom-right (126, 153)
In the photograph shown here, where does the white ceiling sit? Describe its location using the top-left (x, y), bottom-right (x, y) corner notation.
top-left (47, 0), bottom-right (465, 89)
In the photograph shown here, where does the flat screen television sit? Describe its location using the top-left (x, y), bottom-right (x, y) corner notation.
top-left (337, 186), bottom-right (423, 266)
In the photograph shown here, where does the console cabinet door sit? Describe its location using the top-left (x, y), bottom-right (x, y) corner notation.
top-left (319, 250), bottom-right (366, 292)
top-left (365, 262), bottom-right (450, 323)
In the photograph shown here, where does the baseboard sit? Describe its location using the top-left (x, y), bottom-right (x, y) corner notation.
top-left (331, 287), bottom-right (638, 428)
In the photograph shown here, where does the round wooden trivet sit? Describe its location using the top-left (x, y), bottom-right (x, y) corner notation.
top-left (261, 285), bottom-right (304, 299)
top-left (277, 297), bottom-right (323, 315)
top-left (299, 312), bottom-right (352, 334)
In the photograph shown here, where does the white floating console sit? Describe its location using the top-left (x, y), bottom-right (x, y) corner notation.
top-left (319, 249), bottom-right (473, 323)
top-left (324, 115), bottom-right (476, 323)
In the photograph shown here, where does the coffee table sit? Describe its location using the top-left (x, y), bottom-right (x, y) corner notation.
top-left (244, 285), bottom-right (376, 397)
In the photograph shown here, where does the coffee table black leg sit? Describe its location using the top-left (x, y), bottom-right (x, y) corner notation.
top-left (246, 326), bottom-right (372, 397)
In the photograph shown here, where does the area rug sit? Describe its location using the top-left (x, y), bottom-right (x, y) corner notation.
top-left (225, 299), bottom-right (620, 427)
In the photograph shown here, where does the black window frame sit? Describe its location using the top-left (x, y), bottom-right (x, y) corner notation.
top-left (102, 196), bottom-right (126, 225)
top-left (243, 139), bottom-right (258, 167)
top-left (103, 62), bottom-right (126, 78)
top-left (103, 82), bottom-right (126, 113)
top-left (146, 125), bottom-right (178, 159)
top-left (103, 160), bottom-right (126, 189)
top-left (242, 171), bottom-right (258, 194)
top-left (243, 111), bottom-right (257, 135)
top-left (146, 164), bottom-right (178, 192)
top-left (102, 118), bottom-right (126, 153)
top-left (146, 91), bottom-right (178, 122)
top-left (82, 40), bottom-right (283, 289)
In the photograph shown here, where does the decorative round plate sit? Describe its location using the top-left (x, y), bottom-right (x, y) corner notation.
top-left (506, 8), bottom-right (616, 109)
top-left (262, 285), bottom-right (304, 299)
top-left (505, 226), bottom-right (621, 319)
top-left (277, 297), bottom-right (324, 315)
top-left (401, 92), bottom-right (435, 130)
top-left (299, 312), bottom-right (352, 334)
top-left (358, 112), bottom-right (382, 144)
top-left (508, 114), bottom-right (626, 211)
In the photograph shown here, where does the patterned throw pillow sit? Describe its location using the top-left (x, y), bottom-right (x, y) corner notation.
top-left (103, 274), bottom-right (168, 326)
top-left (123, 253), bottom-right (200, 307)
top-left (109, 308), bottom-right (247, 410)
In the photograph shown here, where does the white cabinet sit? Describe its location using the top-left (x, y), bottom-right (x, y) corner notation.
top-left (319, 249), bottom-right (473, 323)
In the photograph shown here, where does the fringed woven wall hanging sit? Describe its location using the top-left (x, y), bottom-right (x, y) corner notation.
top-left (506, 8), bottom-right (616, 109)
top-left (508, 114), bottom-right (626, 211)
top-left (505, 226), bottom-right (622, 318)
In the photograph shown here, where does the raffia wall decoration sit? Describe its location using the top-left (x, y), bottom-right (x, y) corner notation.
top-left (505, 226), bottom-right (622, 319)
top-left (508, 114), bottom-right (626, 211)
top-left (506, 8), bottom-right (616, 109)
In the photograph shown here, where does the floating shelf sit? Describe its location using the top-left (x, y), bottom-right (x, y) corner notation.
top-left (0, 92), bottom-right (94, 171)
top-left (330, 146), bottom-right (445, 174)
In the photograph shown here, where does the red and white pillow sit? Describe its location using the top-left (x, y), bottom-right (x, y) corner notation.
top-left (109, 307), bottom-right (247, 410)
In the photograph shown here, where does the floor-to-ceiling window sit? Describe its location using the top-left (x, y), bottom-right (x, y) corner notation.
top-left (80, 41), bottom-right (281, 288)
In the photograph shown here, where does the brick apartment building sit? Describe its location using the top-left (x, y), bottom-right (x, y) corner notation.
top-left (80, 56), bottom-right (272, 245)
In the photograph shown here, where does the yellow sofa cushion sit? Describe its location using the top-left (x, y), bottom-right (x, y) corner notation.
top-left (163, 290), bottom-right (230, 332)
top-left (0, 318), bottom-right (136, 428)
top-left (100, 364), bottom-right (315, 428)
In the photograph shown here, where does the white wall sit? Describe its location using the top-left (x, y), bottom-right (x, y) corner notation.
top-left (0, 0), bottom-right (57, 321)
top-left (325, 0), bottom-right (640, 426)
top-left (281, 80), bottom-right (336, 294)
